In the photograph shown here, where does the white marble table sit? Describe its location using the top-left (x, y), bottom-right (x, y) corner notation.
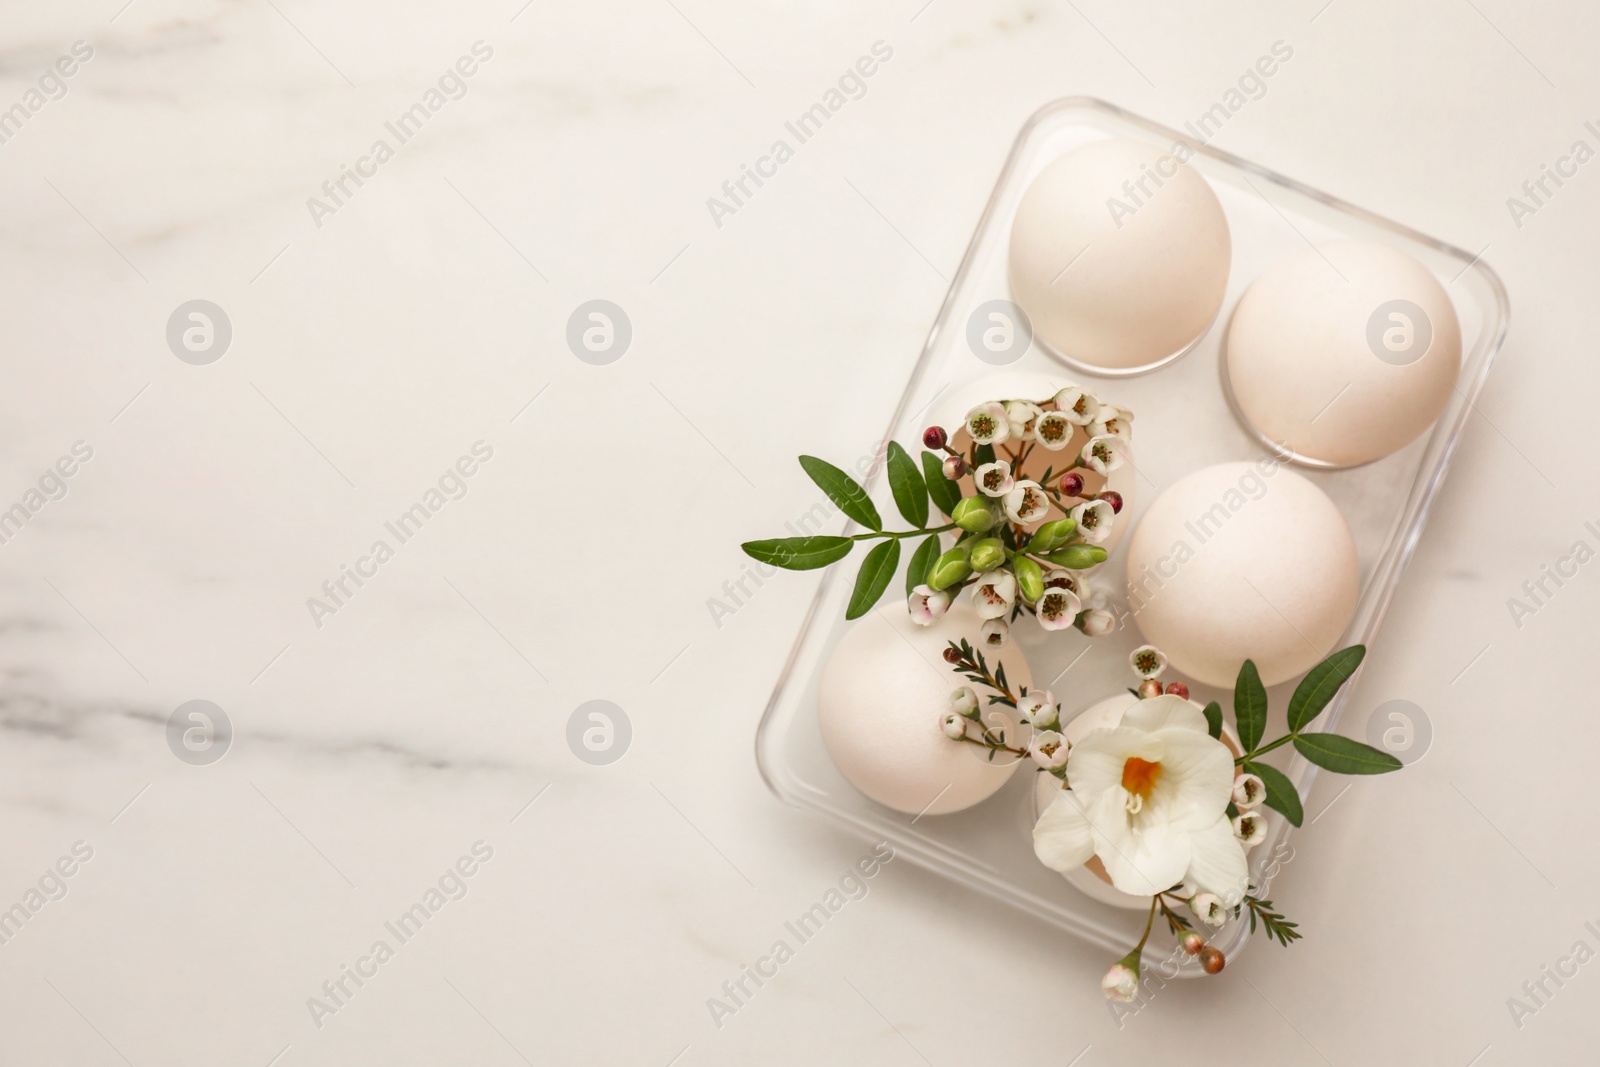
top-left (0, 1), bottom-right (1595, 1063)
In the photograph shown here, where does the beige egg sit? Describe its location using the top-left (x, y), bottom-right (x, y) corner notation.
top-left (1009, 138), bottom-right (1231, 373)
top-left (1227, 240), bottom-right (1461, 467)
top-left (1125, 462), bottom-right (1359, 688)
top-left (819, 603), bottom-right (1032, 815)
top-left (1032, 692), bottom-right (1243, 909)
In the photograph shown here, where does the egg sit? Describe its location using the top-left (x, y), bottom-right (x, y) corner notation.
top-left (1009, 138), bottom-right (1231, 374)
top-left (1226, 240), bottom-right (1461, 467)
top-left (818, 603), bottom-right (1032, 815)
top-left (1032, 692), bottom-right (1243, 910)
top-left (1125, 462), bottom-right (1359, 688)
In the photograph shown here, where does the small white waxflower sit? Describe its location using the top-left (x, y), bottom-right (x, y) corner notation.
top-left (1129, 645), bottom-right (1167, 680)
top-left (1043, 568), bottom-right (1091, 600)
top-left (1017, 689), bottom-right (1059, 728)
top-left (1033, 410), bottom-right (1074, 451)
top-left (1035, 586), bottom-right (1081, 630)
top-left (1080, 434), bottom-right (1126, 475)
top-left (1191, 893), bottom-right (1227, 928)
top-left (1232, 773), bottom-right (1267, 811)
top-left (974, 460), bottom-right (1014, 498)
top-left (1005, 400), bottom-right (1043, 439)
top-left (949, 686), bottom-right (979, 718)
top-left (1101, 962), bottom-right (1140, 1003)
top-left (1078, 608), bottom-right (1115, 636)
top-left (1089, 403), bottom-right (1134, 443)
top-left (1054, 385), bottom-right (1099, 425)
top-left (972, 570), bottom-right (1017, 620)
top-left (907, 585), bottom-right (951, 626)
top-left (980, 618), bottom-right (1010, 650)
top-left (942, 712), bottom-right (968, 740)
top-left (965, 402), bottom-right (1010, 446)
top-left (1234, 811), bottom-right (1268, 848)
top-left (1003, 480), bottom-right (1050, 524)
top-left (1029, 730), bottom-right (1069, 771)
top-left (1071, 499), bottom-right (1116, 544)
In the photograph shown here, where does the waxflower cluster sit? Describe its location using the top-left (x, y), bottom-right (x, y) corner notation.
top-left (741, 387), bottom-right (1133, 637)
top-left (941, 638), bottom-right (1403, 1000)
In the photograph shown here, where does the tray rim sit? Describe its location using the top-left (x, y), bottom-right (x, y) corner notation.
top-left (752, 94), bottom-right (1510, 971)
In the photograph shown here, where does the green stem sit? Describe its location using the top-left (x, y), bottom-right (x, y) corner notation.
top-left (1235, 734), bottom-right (1295, 764)
top-left (1135, 896), bottom-right (1158, 953)
top-left (849, 522), bottom-right (955, 542)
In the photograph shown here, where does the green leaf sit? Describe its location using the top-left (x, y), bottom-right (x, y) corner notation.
top-left (921, 450), bottom-right (962, 517)
top-left (1286, 645), bottom-right (1366, 733)
top-left (1293, 733), bottom-right (1403, 775)
top-left (845, 539), bottom-right (900, 620)
top-left (885, 442), bottom-right (928, 528)
top-left (973, 442), bottom-right (996, 467)
top-left (905, 534), bottom-right (941, 598)
top-left (1244, 761), bottom-right (1304, 827)
top-left (799, 455), bottom-right (881, 531)
top-left (741, 536), bottom-right (853, 571)
top-left (1234, 659), bottom-right (1267, 754)
top-left (1202, 701), bottom-right (1222, 740)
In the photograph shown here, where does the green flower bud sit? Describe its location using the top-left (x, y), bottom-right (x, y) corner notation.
top-left (968, 538), bottom-right (1005, 572)
top-left (1027, 518), bottom-right (1078, 555)
top-left (952, 495), bottom-right (998, 533)
top-left (927, 548), bottom-right (972, 591)
top-left (1042, 544), bottom-right (1108, 569)
top-left (1013, 556), bottom-right (1044, 603)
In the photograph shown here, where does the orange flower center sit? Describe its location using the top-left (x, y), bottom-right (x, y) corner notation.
top-left (1121, 757), bottom-right (1162, 800)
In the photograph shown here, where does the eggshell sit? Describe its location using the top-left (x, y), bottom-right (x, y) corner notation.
top-left (929, 370), bottom-right (1136, 553)
top-left (1226, 240), bottom-right (1461, 467)
top-left (1125, 463), bottom-right (1359, 688)
top-left (1009, 139), bottom-right (1231, 374)
top-left (819, 604), bottom-right (1032, 815)
top-left (1032, 693), bottom-right (1244, 909)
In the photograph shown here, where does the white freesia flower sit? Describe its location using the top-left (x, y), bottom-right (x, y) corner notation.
top-left (1017, 689), bottom-right (1059, 728)
top-left (1078, 608), bottom-right (1115, 636)
top-left (1054, 385), bottom-right (1098, 425)
top-left (974, 460), bottom-right (1014, 498)
top-left (1005, 400), bottom-right (1043, 439)
top-left (1035, 587), bottom-right (1081, 630)
top-left (1033, 411), bottom-right (1074, 451)
top-left (1234, 811), bottom-right (1268, 848)
top-left (965, 402), bottom-right (1010, 446)
top-left (1030, 730), bottom-right (1070, 770)
top-left (1080, 434), bottom-right (1126, 475)
top-left (980, 618), bottom-right (1010, 650)
top-left (1003, 480), bottom-right (1050, 524)
top-left (907, 585), bottom-right (950, 626)
top-left (1129, 645), bottom-right (1167, 680)
top-left (1101, 962), bottom-right (1140, 1002)
top-left (942, 712), bottom-right (968, 740)
top-left (1232, 773), bottom-right (1266, 810)
top-left (972, 570), bottom-right (1016, 620)
top-left (1071, 499), bottom-right (1116, 544)
top-left (1190, 892), bottom-right (1228, 928)
top-left (1032, 695), bottom-right (1249, 902)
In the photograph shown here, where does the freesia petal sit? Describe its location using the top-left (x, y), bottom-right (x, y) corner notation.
top-left (1088, 789), bottom-right (1189, 897)
top-left (1185, 814), bottom-right (1250, 905)
top-left (1065, 727), bottom-right (1161, 798)
top-left (1147, 728), bottom-right (1235, 832)
top-left (1032, 790), bottom-right (1096, 873)
top-left (1121, 694), bottom-right (1207, 735)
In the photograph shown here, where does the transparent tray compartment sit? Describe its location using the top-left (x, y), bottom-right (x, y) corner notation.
top-left (754, 98), bottom-right (1508, 975)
